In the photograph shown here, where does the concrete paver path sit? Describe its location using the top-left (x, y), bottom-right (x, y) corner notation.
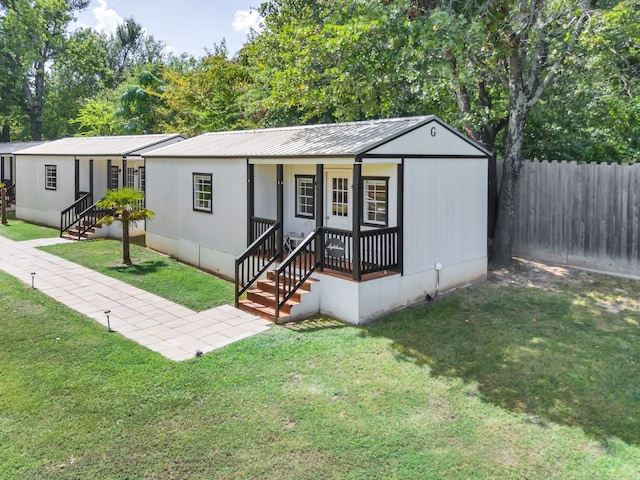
top-left (0, 235), bottom-right (272, 361)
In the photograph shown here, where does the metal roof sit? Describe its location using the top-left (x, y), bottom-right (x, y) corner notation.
top-left (0, 141), bottom-right (48, 154)
top-left (145, 116), bottom-right (438, 158)
top-left (16, 134), bottom-right (183, 157)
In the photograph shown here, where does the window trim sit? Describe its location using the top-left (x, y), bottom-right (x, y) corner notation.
top-left (361, 176), bottom-right (389, 227)
top-left (295, 174), bottom-right (315, 219)
top-left (192, 172), bottom-right (213, 213)
top-left (45, 165), bottom-right (57, 191)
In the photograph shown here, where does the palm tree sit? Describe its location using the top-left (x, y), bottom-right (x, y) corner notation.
top-left (96, 187), bottom-right (154, 265)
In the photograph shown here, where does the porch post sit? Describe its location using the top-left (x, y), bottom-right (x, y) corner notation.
top-left (122, 158), bottom-right (127, 187)
top-left (89, 159), bottom-right (94, 203)
top-left (1, 156), bottom-right (4, 182)
top-left (74, 158), bottom-right (80, 199)
top-left (277, 164), bottom-right (284, 258)
top-left (107, 159), bottom-right (112, 190)
top-left (316, 163), bottom-right (324, 270)
top-left (247, 161), bottom-right (254, 245)
top-left (398, 160), bottom-right (404, 276)
top-left (353, 160), bottom-right (362, 281)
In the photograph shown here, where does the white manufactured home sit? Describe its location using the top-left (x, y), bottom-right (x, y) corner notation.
top-left (15, 134), bottom-right (183, 239)
top-left (144, 116), bottom-right (489, 324)
top-left (1, 141), bottom-right (47, 208)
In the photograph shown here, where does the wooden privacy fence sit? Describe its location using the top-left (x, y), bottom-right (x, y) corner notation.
top-left (513, 160), bottom-right (640, 276)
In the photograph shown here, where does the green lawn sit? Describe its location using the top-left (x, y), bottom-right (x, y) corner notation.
top-left (1, 264), bottom-right (639, 479)
top-left (40, 238), bottom-right (235, 311)
top-left (0, 211), bottom-right (59, 241)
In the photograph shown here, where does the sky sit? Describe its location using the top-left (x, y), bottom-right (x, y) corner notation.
top-left (74, 0), bottom-right (264, 58)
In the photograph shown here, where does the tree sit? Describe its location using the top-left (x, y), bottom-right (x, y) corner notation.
top-left (117, 70), bottom-right (165, 133)
top-left (0, 0), bottom-right (89, 140)
top-left (96, 187), bottom-right (154, 265)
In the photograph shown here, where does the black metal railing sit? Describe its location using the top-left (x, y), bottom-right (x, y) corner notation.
top-left (5, 183), bottom-right (15, 205)
top-left (360, 227), bottom-right (399, 275)
top-left (60, 192), bottom-right (92, 235)
top-left (235, 221), bottom-right (281, 307)
top-left (274, 229), bottom-right (321, 322)
top-left (250, 216), bottom-right (276, 243)
top-left (323, 227), bottom-right (354, 274)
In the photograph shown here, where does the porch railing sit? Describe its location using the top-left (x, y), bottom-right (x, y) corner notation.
top-left (274, 229), bottom-right (321, 322)
top-left (250, 216), bottom-right (276, 243)
top-left (60, 192), bottom-right (92, 235)
top-left (322, 226), bottom-right (399, 277)
top-left (235, 221), bottom-right (281, 307)
top-left (5, 183), bottom-right (15, 205)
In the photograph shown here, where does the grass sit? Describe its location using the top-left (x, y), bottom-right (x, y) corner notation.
top-left (1, 265), bottom-right (640, 478)
top-left (40, 238), bottom-right (235, 311)
top-left (0, 211), bottom-right (59, 241)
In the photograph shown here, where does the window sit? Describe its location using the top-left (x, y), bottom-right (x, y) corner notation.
top-left (332, 177), bottom-right (349, 217)
top-left (193, 173), bottom-right (212, 213)
top-left (139, 167), bottom-right (146, 192)
top-left (295, 175), bottom-right (315, 218)
top-left (45, 165), bottom-right (57, 190)
top-left (109, 165), bottom-right (120, 189)
top-left (363, 177), bottom-right (388, 226)
top-left (126, 166), bottom-right (136, 188)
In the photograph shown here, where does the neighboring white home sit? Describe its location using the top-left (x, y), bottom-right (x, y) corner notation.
top-left (15, 134), bottom-right (183, 239)
top-left (1, 141), bottom-right (47, 207)
top-left (144, 116), bottom-right (490, 325)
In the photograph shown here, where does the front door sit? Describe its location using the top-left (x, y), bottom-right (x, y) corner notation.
top-left (325, 170), bottom-right (352, 230)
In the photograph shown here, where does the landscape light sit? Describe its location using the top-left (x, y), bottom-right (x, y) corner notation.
top-left (104, 310), bottom-right (112, 332)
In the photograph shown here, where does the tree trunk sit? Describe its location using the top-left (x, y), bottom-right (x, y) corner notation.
top-left (122, 213), bottom-right (132, 265)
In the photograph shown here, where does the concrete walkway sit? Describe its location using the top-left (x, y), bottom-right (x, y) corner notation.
top-left (0, 235), bottom-right (272, 361)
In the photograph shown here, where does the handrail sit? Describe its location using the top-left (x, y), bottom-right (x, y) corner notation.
top-left (235, 221), bottom-right (281, 307)
top-left (73, 204), bottom-right (117, 241)
top-left (60, 192), bottom-right (92, 235)
top-left (5, 183), bottom-right (15, 205)
top-left (274, 228), bottom-right (322, 322)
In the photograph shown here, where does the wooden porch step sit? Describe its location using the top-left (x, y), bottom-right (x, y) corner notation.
top-left (266, 270), bottom-right (317, 292)
top-left (62, 227), bottom-right (96, 241)
top-left (247, 288), bottom-right (299, 314)
top-left (238, 299), bottom-right (290, 322)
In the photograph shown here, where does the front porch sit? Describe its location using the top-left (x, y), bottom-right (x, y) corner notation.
top-left (236, 160), bottom-right (404, 322)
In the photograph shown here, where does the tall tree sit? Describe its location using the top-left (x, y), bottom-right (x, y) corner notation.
top-left (0, 0), bottom-right (89, 140)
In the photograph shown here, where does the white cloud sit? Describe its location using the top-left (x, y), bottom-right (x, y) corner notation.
top-left (232, 9), bottom-right (263, 34)
top-left (92, 0), bottom-right (123, 35)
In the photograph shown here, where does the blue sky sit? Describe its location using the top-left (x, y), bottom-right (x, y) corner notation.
top-left (74, 0), bottom-right (264, 57)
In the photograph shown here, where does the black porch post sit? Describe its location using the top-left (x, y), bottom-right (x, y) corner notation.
top-left (247, 161), bottom-right (254, 245)
top-left (1, 156), bottom-right (4, 182)
top-left (352, 160), bottom-right (362, 281)
top-left (397, 160), bottom-right (404, 276)
top-left (122, 158), bottom-right (127, 187)
top-left (316, 163), bottom-right (324, 270)
top-left (107, 159), bottom-right (112, 190)
top-left (89, 159), bottom-right (94, 202)
top-left (277, 164), bottom-right (284, 257)
top-left (74, 158), bottom-right (80, 199)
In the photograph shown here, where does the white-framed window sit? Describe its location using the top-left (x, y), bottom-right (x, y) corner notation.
top-left (295, 175), bottom-right (315, 218)
top-left (45, 165), bottom-right (57, 190)
top-left (126, 166), bottom-right (136, 188)
top-left (332, 177), bottom-right (349, 217)
top-left (193, 173), bottom-right (212, 213)
top-left (363, 177), bottom-right (388, 226)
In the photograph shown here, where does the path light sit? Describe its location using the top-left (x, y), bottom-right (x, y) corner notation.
top-left (104, 310), bottom-right (112, 332)
top-left (30, 272), bottom-right (36, 289)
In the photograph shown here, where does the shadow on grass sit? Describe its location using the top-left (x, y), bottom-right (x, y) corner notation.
top-left (107, 260), bottom-right (168, 275)
top-left (363, 283), bottom-right (640, 445)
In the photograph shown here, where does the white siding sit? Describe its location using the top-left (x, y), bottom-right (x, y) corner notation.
top-left (15, 156), bottom-right (76, 227)
top-left (145, 157), bottom-right (247, 278)
top-left (403, 157), bottom-right (487, 276)
top-left (254, 164), bottom-right (276, 219)
top-left (368, 122), bottom-right (485, 157)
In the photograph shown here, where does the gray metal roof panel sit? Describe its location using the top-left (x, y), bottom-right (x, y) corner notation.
top-left (0, 141), bottom-right (48, 154)
top-left (16, 134), bottom-right (184, 156)
top-left (145, 116), bottom-right (436, 158)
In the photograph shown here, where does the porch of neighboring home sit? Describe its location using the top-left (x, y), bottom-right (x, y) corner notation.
top-left (236, 159), bottom-right (404, 322)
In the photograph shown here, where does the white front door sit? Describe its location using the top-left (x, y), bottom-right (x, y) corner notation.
top-left (325, 170), bottom-right (352, 230)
